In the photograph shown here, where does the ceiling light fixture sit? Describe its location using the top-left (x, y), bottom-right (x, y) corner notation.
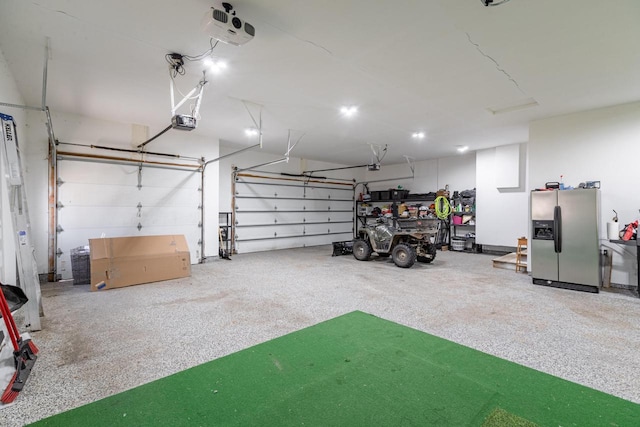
top-left (204, 58), bottom-right (227, 74)
top-left (245, 128), bottom-right (258, 136)
top-left (487, 98), bottom-right (538, 115)
top-left (457, 146), bottom-right (469, 153)
top-left (411, 131), bottom-right (425, 139)
top-left (340, 106), bottom-right (358, 117)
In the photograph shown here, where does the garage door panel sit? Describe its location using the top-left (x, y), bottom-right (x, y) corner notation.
top-left (234, 176), bottom-right (353, 253)
top-left (302, 223), bottom-right (352, 235)
top-left (58, 206), bottom-right (138, 228)
top-left (235, 211), bottom-right (352, 225)
top-left (59, 162), bottom-right (138, 185)
top-left (139, 206), bottom-right (200, 226)
top-left (57, 159), bottom-right (202, 280)
top-left (237, 224), bottom-right (304, 240)
top-left (137, 168), bottom-right (200, 186)
top-left (59, 182), bottom-right (140, 206)
top-left (237, 198), bottom-right (336, 212)
top-left (236, 232), bottom-right (352, 253)
top-left (237, 200), bottom-right (352, 214)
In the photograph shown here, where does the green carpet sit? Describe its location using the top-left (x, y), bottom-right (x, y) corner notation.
top-left (31, 311), bottom-right (640, 426)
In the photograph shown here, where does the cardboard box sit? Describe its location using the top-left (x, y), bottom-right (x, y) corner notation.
top-left (89, 235), bottom-right (191, 291)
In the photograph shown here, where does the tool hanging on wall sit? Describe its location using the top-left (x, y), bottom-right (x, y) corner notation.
top-left (0, 113), bottom-right (42, 331)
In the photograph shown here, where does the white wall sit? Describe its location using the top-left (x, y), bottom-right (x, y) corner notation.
top-left (23, 110), bottom-right (219, 275)
top-left (476, 143), bottom-right (529, 247)
top-left (363, 153), bottom-right (476, 194)
top-left (0, 47), bottom-right (26, 284)
top-left (529, 102), bottom-right (640, 287)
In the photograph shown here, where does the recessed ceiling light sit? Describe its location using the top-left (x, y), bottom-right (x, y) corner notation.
top-left (340, 106), bottom-right (358, 117)
top-left (411, 131), bottom-right (425, 139)
top-left (456, 146), bottom-right (469, 153)
top-left (204, 58), bottom-right (227, 73)
top-left (245, 128), bottom-right (258, 136)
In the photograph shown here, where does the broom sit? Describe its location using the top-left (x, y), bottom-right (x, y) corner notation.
top-left (0, 283), bottom-right (38, 404)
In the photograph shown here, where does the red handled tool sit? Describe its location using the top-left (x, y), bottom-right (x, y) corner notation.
top-left (0, 283), bottom-right (38, 403)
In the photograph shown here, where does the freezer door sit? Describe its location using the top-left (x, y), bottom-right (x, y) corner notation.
top-left (531, 191), bottom-right (558, 281)
top-left (531, 191), bottom-right (557, 221)
top-left (558, 189), bottom-right (600, 287)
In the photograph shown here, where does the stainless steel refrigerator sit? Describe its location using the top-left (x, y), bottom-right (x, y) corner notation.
top-left (531, 189), bottom-right (600, 293)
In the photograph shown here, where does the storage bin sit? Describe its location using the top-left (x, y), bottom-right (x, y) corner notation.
top-left (391, 189), bottom-right (409, 200)
top-left (71, 246), bottom-right (91, 285)
top-left (452, 215), bottom-right (463, 225)
top-left (451, 238), bottom-right (466, 251)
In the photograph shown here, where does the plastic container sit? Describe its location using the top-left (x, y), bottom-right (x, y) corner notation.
top-left (451, 238), bottom-right (466, 251)
top-left (452, 215), bottom-right (463, 225)
top-left (71, 246), bottom-right (91, 285)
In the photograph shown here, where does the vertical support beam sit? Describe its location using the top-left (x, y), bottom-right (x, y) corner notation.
top-left (42, 37), bottom-right (50, 110)
top-left (231, 167), bottom-right (237, 254)
top-left (47, 130), bottom-right (57, 282)
top-left (200, 165), bottom-right (205, 263)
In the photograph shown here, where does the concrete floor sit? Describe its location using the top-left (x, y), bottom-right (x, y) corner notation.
top-left (1, 246), bottom-right (639, 426)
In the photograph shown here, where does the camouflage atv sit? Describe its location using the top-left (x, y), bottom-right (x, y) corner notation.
top-left (352, 217), bottom-right (438, 268)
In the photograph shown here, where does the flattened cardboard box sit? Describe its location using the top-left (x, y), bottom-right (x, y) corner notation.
top-left (89, 235), bottom-right (191, 291)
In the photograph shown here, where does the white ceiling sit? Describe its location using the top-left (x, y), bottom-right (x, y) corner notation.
top-left (1, 0), bottom-right (639, 165)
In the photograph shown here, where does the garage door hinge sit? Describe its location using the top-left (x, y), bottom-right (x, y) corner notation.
top-left (198, 221), bottom-right (202, 228)
top-left (274, 218), bottom-right (278, 223)
top-left (56, 202), bottom-right (64, 209)
top-left (56, 225), bottom-right (64, 233)
top-left (137, 222), bottom-right (142, 231)
top-left (197, 204), bottom-right (202, 210)
top-left (56, 178), bottom-right (64, 186)
top-left (56, 248), bottom-right (63, 257)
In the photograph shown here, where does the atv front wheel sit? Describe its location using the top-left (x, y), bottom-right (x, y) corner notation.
top-left (392, 243), bottom-right (416, 268)
top-left (352, 238), bottom-right (372, 261)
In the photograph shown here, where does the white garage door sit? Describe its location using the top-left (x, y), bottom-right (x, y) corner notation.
top-left (234, 173), bottom-right (354, 253)
top-left (56, 158), bottom-right (202, 279)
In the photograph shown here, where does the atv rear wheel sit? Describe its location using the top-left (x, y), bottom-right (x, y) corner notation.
top-left (352, 238), bottom-right (372, 261)
top-left (392, 243), bottom-right (416, 268)
top-left (417, 243), bottom-right (437, 263)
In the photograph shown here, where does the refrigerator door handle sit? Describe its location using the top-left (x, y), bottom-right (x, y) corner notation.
top-left (554, 205), bottom-right (562, 253)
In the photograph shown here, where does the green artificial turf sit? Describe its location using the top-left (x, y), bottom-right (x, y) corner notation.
top-left (482, 408), bottom-right (538, 427)
top-left (31, 311), bottom-right (640, 426)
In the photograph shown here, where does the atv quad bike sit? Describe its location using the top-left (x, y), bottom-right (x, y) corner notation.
top-left (352, 217), bottom-right (438, 268)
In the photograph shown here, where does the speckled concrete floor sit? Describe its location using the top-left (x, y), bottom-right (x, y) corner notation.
top-left (1, 246), bottom-right (639, 426)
